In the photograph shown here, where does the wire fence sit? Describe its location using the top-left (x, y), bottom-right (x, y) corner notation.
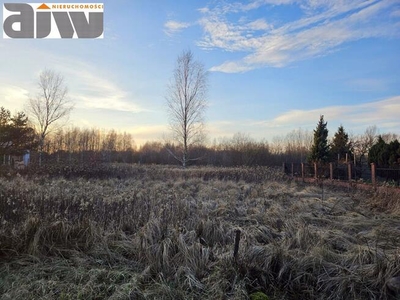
top-left (283, 162), bottom-right (400, 188)
top-left (376, 167), bottom-right (400, 187)
top-left (1, 153), bottom-right (399, 188)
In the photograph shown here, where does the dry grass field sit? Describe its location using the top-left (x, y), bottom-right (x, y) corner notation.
top-left (1, 164), bottom-right (400, 299)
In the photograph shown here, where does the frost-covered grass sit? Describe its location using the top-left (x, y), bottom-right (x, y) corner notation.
top-left (0, 165), bottom-right (399, 299)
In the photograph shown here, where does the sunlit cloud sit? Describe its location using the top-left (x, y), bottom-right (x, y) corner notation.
top-left (0, 85), bottom-right (30, 112)
top-left (0, 46), bottom-right (148, 115)
top-left (45, 58), bottom-right (148, 114)
top-left (128, 125), bottom-right (168, 146)
top-left (69, 71), bottom-right (145, 113)
top-left (205, 96), bottom-right (400, 141)
top-left (260, 96), bottom-right (400, 131)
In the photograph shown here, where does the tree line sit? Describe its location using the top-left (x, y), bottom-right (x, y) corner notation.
top-left (1, 52), bottom-right (398, 168)
top-left (1, 108), bottom-right (398, 168)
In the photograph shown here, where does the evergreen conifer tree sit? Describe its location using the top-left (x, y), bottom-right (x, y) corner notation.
top-left (331, 125), bottom-right (352, 161)
top-left (309, 115), bottom-right (330, 163)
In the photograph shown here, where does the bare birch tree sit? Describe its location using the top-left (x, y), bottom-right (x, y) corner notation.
top-left (166, 50), bottom-right (208, 167)
top-left (27, 69), bottom-right (73, 165)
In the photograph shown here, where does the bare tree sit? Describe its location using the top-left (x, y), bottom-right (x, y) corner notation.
top-left (166, 50), bottom-right (208, 167)
top-left (351, 125), bottom-right (378, 164)
top-left (27, 69), bottom-right (73, 165)
top-left (381, 132), bottom-right (399, 143)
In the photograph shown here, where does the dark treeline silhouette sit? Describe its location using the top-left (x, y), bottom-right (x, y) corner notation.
top-left (8, 125), bottom-right (400, 168)
top-left (1, 105), bottom-right (399, 168)
top-left (37, 130), bottom-right (280, 166)
top-left (39, 127), bottom-right (136, 164)
top-left (28, 129), bottom-right (313, 167)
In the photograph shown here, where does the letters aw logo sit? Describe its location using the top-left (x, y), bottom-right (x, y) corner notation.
top-left (3, 3), bottom-right (104, 39)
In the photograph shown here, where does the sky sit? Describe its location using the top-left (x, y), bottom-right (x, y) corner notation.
top-left (1, 0), bottom-right (400, 146)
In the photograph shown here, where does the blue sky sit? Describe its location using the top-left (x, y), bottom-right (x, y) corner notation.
top-left (1, 0), bottom-right (399, 145)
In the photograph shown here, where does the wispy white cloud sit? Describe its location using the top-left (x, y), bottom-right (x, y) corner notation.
top-left (196, 0), bottom-right (399, 72)
top-left (69, 70), bottom-right (145, 113)
top-left (205, 96), bottom-right (400, 141)
top-left (42, 58), bottom-right (148, 114)
top-left (0, 85), bottom-right (30, 112)
top-left (164, 20), bottom-right (191, 36)
top-left (247, 19), bottom-right (272, 30)
top-left (209, 61), bottom-right (252, 73)
top-left (260, 96), bottom-right (400, 131)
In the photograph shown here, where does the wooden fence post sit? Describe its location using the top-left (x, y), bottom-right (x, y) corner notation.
top-left (282, 162), bottom-right (286, 174)
top-left (371, 163), bottom-right (376, 189)
top-left (314, 162), bottom-right (318, 179)
top-left (329, 163), bottom-right (333, 180)
top-left (301, 163), bottom-right (305, 181)
top-left (291, 163), bottom-right (294, 177)
top-left (348, 163), bottom-right (352, 181)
